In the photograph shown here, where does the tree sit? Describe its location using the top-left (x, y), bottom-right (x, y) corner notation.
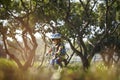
top-left (43, 0), bottom-right (120, 70)
top-left (0, 0), bottom-right (38, 70)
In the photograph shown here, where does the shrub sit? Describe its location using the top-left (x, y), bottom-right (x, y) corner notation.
top-left (0, 58), bottom-right (23, 80)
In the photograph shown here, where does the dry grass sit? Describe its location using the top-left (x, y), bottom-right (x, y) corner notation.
top-left (0, 58), bottom-right (119, 80)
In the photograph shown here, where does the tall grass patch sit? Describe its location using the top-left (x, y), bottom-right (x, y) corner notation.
top-left (0, 58), bottom-right (23, 80)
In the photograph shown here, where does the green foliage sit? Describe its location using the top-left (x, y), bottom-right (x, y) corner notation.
top-left (97, 3), bottom-right (106, 28)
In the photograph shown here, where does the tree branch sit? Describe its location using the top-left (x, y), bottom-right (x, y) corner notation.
top-left (63, 36), bottom-right (83, 58)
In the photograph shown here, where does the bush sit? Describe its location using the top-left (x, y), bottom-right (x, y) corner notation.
top-left (0, 58), bottom-right (22, 80)
top-left (0, 58), bottom-right (53, 80)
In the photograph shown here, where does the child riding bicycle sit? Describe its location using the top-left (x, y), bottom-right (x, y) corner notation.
top-left (46, 33), bottom-right (68, 68)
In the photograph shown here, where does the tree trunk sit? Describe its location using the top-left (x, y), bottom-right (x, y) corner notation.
top-left (2, 34), bottom-right (23, 69)
top-left (23, 47), bottom-right (37, 70)
top-left (81, 56), bottom-right (90, 71)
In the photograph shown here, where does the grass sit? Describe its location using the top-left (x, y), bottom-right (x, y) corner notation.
top-left (0, 58), bottom-right (119, 80)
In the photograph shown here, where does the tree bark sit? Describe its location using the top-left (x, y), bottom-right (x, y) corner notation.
top-left (79, 54), bottom-right (90, 71)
